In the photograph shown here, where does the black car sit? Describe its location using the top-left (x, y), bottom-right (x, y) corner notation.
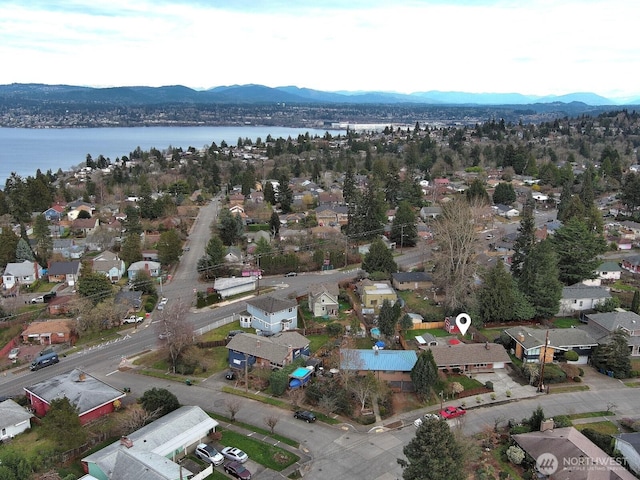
top-left (224, 461), bottom-right (251, 480)
top-left (293, 410), bottom-right (316, 423)
top-left (225, 370), bottom-right (237, 380)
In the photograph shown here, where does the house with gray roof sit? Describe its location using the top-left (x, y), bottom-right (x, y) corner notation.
top-left (308, 283), bottom-right (339, 318)
top-left (621, 255), bottom-right (640, 274)
top-left (504, 326), bottom-right (598, 364)
top-left (82, 405), bottom-right (218, 480)
top-left (24, 369), bottom-right (126, 425)
top-left (128, 261), bottom-right (161, 279)
top-left (0, 398), bottom-right (33, 440)
top-left (246, 295), bottom-right (298, 335)
top-left (582, 311), bottom-right (640, 357)
top-left (46, 260), bottom-right (81, 285)
top-left (226, 331), bottom-right (310, 370)
top-left (92, 251), bottom-right (126, 283)
top-left (558, 284), bottom-right (611, 315)
top-left (2, 260), bottom-right (42, 290)
top-left (340, 349), bottom-right (418, 391)
top-left (392, 271), bottom-right (433, 291)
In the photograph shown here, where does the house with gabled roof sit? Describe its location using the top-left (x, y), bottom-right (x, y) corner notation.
top-left (24, 369), bottom-right (126, 425)
top-left (226, 331), bottom-right (310, 370)
top-left (427, 343), bottom-right (512, 373)
top-left (46, 260), bottom-right (81, 285)
top-left (128, 261), bottom-right (161, 279)
top-left (558, 284), bottom-right (611, 315)
top-left (43, 204), bottom-right (65, 222)
top-left (614, 432), bottom-right (640, 476)
top-left (2, 260), bottom-right (42, 290)
top-left (21, 319), bottom-right (73, 345)
top-left (246, 295), bottom-right (298, 335)
top-left (581, 310), bottom-right (640, 357)
top-left (72, 217), bottom-right (100, 236)
top-left (392, 271), bottom-right (433, 291)
top-left (308, 283), bottom-right (339, 318)
top-left (82, 405), bottom-right (218, 480)
top-left (504, 326), bottom-right (598, 364)
top-left (92, 251), bottom-right (126, 282)
top-left (622, 255), bottom-right (640, 274)
top-left (0, 398), bottom-right (33, 440)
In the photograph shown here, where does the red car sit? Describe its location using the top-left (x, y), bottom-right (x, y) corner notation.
top-left (439, 406), bottom-right (466, 419)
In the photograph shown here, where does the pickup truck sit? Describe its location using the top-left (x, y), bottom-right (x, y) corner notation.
top-left (122, 315), bottom-right (144, 324)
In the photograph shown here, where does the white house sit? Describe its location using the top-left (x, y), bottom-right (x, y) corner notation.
top-left (614, 433), bottom-right (640, 476)
top-left (92, 251), bottom-right (126, 283)
top-left (127, 261), bottom-right (161, 280)
top-left (493, 204), bottom-right (519, 218)
top-left (308, 283), bottom-right (339, 318)
top-left (213, 276), bottom-right (256, 298)
top-left (558, 284), bottom-right (611, 315)
top-left (582, 261), bottom-right (623, 286)
top-left (2, 260), bottom-right (42, 290)
top-left (0, 399), bottom-right (33, 440)
top-left (246, 295), bottom-right (298, 335)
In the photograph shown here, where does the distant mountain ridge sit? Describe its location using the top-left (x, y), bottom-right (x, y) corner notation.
top-left (0, 83), bottom-right (638, 106)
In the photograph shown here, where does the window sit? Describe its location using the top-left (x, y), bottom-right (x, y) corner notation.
top-left (579, 301), bottom-right (583, 307)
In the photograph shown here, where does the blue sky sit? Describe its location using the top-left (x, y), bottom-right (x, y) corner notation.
top-left (1, 0), bottom-right (638, 99)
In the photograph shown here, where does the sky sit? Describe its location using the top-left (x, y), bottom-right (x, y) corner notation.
top-left (1, 0), bottom-right (639, 100)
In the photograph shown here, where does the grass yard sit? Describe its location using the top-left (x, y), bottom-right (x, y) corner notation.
top-left (567, 411), bottom-right (614, 419)
top-left (575, 420), bottom-right (620, 435)
top-left (549, 385), bottom-right (590, 394)
top-left (411, 328), bottom-right (450, 338)
top-left (398, 290), bottom-right (444, 320)
top-left (477, 328), bottom-right (503, 341)
top-left (552, 317), bottom-right (581, 328)
top-left (217, 428), bottom-right (299, 471)
top-left (447, 374), bottom-right (484, 391)
top-left (199, 321), bottom-right (252, 342)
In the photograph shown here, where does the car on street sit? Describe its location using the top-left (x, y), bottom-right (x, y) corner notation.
top-left (122, 315), bottom-right (144, 324)
top-left (157, 297), bottom-right (168, 310)
top-left (221, 446), bottom-right (248, 463)
top-left (8, 347), bottom-right (20, 360)
top-left (224, 461), bottom-right (251, 480)
top-left (194, 443), bottom-right (224, 465)
top-left (293, 410), bottom-right (316, 423)
top-left (158, 331), bottom-right (171, 340)
top-left (439, 406), bottom-right (466, 419)
top-left (284, 272), bottom-right (297, 277)
top-left (413, 413), bottom-right (440, 427)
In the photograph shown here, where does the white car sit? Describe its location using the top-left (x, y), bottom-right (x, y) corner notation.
top-left (414, 413), bottom-right (440, 427)
top-left (122, 315), bottom-right (144, 324)
top-left (194, 443), bottom-right (224, 465)
top-left (8, 347), bottom-right (20, 360)
top-left (157, 297), bottom-right (168, 310)
top-left (221, 446), bottom-right (249, 463)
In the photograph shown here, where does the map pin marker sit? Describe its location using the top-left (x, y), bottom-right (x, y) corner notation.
top-left (455, 313), bottom-right (471, 336)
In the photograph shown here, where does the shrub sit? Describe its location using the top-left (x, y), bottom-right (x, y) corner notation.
top-left (573, 376), bottom-right (582, 382)
top-left (630, 370), bottom-right (640, 377)
top-left (325, 322), bottom-right (344, 337)
top-left (553, 415), bottom-right (572, 428)
top-left (506, 445), bottom-right (525, 465)
top-left (505, 390), bottom-right (512, 397)
top-left (476, 395), bottom-right (482, 403)
top-left (485, 380), bottom-right (494, 391)
top-left (578, 367), bottom-right (585, 376)
top-left (564, 350), bottom-right (579, 362)
top-left (490, 393), bottom-right (497, 400)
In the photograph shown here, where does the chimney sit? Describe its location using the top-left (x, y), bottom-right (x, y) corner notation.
top-left (485, 341), bottom-right (489, 350)
top-left (120, 436), bottom-right (134, 448)
top-left (78, 372), bottom-right (86, 382)
top-left (540, 418), bottom-right (554, 432)
top-left (517, 332), bottom-right (525, 343)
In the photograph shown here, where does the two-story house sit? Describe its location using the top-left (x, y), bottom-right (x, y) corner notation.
top-left (92, 251), bottom-right (126, 282)
top-left (46, 260), bottom-right (81, 286)
top-left (308, 283), bottom-right (339, 318)
top-left (226, 331), bottom-right (310, 371)
top-left (2, 260), bottom-right (42, 290)
top-left (581, 310), bottom-right (640, 357)
top-left (246, 295), bottom-right (298, 335)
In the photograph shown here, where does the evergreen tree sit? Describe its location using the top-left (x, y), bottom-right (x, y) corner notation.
top-left (15, 237), bottom-right (34, 262)
top-left (384, 161), bottom-right (401, 205)
top-left (631, 290), bottom-right (640, 315)
top-left (263, 181), bottom-right (276, 205)
top-left (270, 211), bottom-right (281, 238)
top-left (41, 397), bottom-right (87, 450)
top-left (361, 237), bottom-right (397, 277)
top-left (358, 180), bottom-right (385, 240)
top-left (120, 233), bottom-right (142, 267)
top-left (592, 329), bottom-right (631, 379)
top-left (551, 218), bottom-right (607, 285)
top-left (157, 229), bottom-right (182, 265)
top-left (378, 299), bottom-right (400, 337)
top-left (140, 387), bottom-right (180, 416)
top-left (465, 178), bottom-right (490, 205)
top-left (579, 164), bottom-right (596, 209)
top-left (519, 239), bottom-right (562, 319)
top-left (277, 175), bottom-right (293, 214)
top-left (122, 205), bottom-right (143, 236)
top-left (557, 181), bottom-right (572, 222)
top-left (218, 208), bottom-right (242, 246)
top-left (78, 271), bottom-right (112, 305)
top-left (410, 350), bottom-right (441, 400)
top-left (476, 260), bottom-right (534, 323)
top-left (511, 198), bottom-right (536, 279)
top-left (390, 201), bottom-right (418, 248)
top-left (0, 224), bottom-right (19, 266)
top-left (398, 415), bottom-right (464, 480)
top-left (204, 235), bottom-right (225, 274)
top-left (492, 182), bottom-right (517, 205)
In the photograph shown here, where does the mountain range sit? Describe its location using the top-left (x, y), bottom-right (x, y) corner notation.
top-left (1, 83), bottom-right (638, 107)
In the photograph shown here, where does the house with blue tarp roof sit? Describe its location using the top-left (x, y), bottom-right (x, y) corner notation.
top-left (340, 348), bottom-right (417, 391)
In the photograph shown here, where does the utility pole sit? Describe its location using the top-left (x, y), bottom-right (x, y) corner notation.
top-left (344, 235), bottom-right (349, 268)
top-left (400, 224), bottom-right (404, 254)
top-left (538, 330), bottom-right (549, 393)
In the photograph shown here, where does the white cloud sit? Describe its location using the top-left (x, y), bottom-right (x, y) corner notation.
top-left (0, 0), bottom-right (638, 98)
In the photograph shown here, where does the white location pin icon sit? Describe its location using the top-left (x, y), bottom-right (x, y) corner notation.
top-left (455, 313), bottom-right (471, 336)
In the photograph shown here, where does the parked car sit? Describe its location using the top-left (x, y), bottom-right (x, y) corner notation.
top-left (30, 295), bottom-right (44, 304)
top-left (224, 461), bottom-right (251, 480)
top-left (158, 331), bottom-right (171, 340)
top-left (194, 443), bottom-right (224, 466)
top-left (413, 413), bottom-right (440, 428)
top-left (221, 446), bottom-right (248, 463)
top-left (293, 410), bottom-right (316, 423)
top-left (225, 370), bottom-right (237, 380)
top-left (284, 272), bottom-right (297, 277)
top-left (439, 406), bottom-right (466, 419)
top-left (8, 347), bottom-right (20, 360)
top-left (157, 297), bottom-right (168, 310)
top-left (122, 315), bottom-right (144, 324)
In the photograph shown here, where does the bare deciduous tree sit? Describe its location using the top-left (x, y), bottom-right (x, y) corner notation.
top-left (432, 196), bottom-right (484, 313)
top-left (350, 372), bottom-right (379, 412)
top-left (263, 415), bottom-right (280, 434)
top-left (318, 394), bottom-right (338, 415)
top-left (119, 405), bottom-right (162, 433)
top-left (157, 300), bottom-right (196, 373)
top-left (339, 340), bottom-right (364, 390)
top-left (224, 398), bottom-right (242, 422)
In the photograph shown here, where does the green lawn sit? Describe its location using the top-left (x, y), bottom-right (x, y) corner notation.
top-left (217, 428), bottom-right (299, 471)
top-left (477, 328), bottom-right (503, 341)
top-left (552, 317), bottom-right (581, 328)
top-left (447, 375), bottom-right (484, 391)
top-left (567, 411), bottom-right (614, 419)
top-left (411, 328), bottom-right (450, 338)
top-left (575, 420), bottom-right (620, 435)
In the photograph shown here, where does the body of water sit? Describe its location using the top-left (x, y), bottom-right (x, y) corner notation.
top-left (0, 126), bottom-right (342, 185)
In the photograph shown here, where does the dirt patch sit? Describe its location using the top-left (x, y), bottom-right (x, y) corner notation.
top-left (391, 392), bottom-right (423, 415)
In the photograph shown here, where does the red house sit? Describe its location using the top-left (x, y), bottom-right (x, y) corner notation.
top-left (24, 369), bottom-right (126, 425)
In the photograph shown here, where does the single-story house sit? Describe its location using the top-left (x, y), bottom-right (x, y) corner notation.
top-left (2, 260), bottom-right (42, 290)
top-left (419, 206), bottom-right (442, 220)
top-left (391, 271), bottom-right (433, 291)
top-left (582, 261), bottom-right (623, 286)
top-left (308, 283), bottom-right (339, 318)
top-left (621, 255), bottom-right (640, 274)
top-left (504, 326), bottom-right (598, 364)
top-left (513, 427), bottom-right (636, 480)
top-left (127, 261), bottom-right (161, 279)
top-left (46, 260), bottom-right (81, 285)
top-left (581, 311), bottom-right (640, 356)
top-left (427, 343), bottom-right (512, 373)
top-left (226, 331), bottom-right (310, 371)
top-left (24, 369), bottom-right (126, 425)
top-left (92, 251), bottom-right (126, 282)
top-left (493, 204), bottom-right (519, 218)
top-left (558, 284), bottom-right (611, 315)
top-left (246, 295), bottom-right (298, 335)
top-left (224, 246), bottom-right (243, 264)
top-left (82, 405), bottom-right (218, 480)
top-left (0, 398), bottom-right (33, 441)
top-left (21, 319), bottom-right (73, 345)
top-left (614, 432), bottom-right (640, 476)
top-left (214, 276), bottom-right (256, 298)
top-left (72, 217), bottom-right (100, 236)
top-left (340, 348), bottom-right (417, 390)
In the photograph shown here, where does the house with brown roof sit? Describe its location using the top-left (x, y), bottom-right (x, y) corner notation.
top-left (426, 343), bottom-right (512, 373)
top-left (21, 319), bottom-right (73, 345)
top-left (72, 217), bottom-right (100, 236)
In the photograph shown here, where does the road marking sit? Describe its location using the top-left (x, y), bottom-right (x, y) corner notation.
top-left (106, 370), bottom-right (119, 376)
